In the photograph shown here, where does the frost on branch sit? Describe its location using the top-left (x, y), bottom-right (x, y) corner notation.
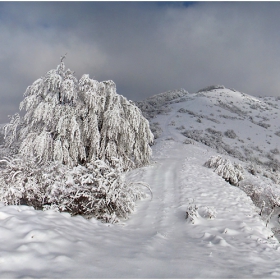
top-left (4, 60), bottom-right (153, 170)
top-left (204, 155), bottom-right (244, 185)
top-left (3, 114), bottom-right (21, 149)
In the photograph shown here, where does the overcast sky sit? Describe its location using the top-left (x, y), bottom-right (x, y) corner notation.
top-left (1, 1), bottom-right (280, 123)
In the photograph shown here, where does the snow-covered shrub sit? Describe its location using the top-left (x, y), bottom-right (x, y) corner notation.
top-left (206, 128), bottom-right (223, 138)
top-left (149, 122), bottom-right (163, 139)
top-left (140, 89), bottom-right (188, 107)
top-left (256, 122), bottom-right (270, 129)
top-left (245, 157), bottom-right (280, 184)
top-left (264, 158), bottom-right (280, 173)
top-left (186, 203), bottom-right (216, 223)
top-left (204, 155), bottom-right (244, 185)
top-left (176, 125), bottom-right (185, 131)
top-left (271, 227), bottom-right (280, 239)
top-left (219, 114), bottom-right (240, 120)
top-left (136, 89), bottom-right (187, 119)
top-left (217, 101), bottom-right (246, 117)
top-left (4, 58), bottom-right (153, 171)
top-left (239, 181), bottom-right (280, 226)
top-left (275, 131), bottom-right (280, 137)
top-left (270, 148), bottom-right (280, 155)
top-left (0, 155), bottom-right (147, 223)
top-left (197, 85), bottom-right (225, 93)
top-left (178, 108), bottom-right (188, 114)
top-left (186, 203), bottom-right (198, 224)
top-left (200, 206), bottom-right (217, 220)
top-left (247, 163), bottom-right (261, 176)
top-left (0, 126), bottom-right (4, 145)
top-left (183, 139), bottom-right (195, 145)
top-left (177, 108), bottom-right (219, 124)
top-left (238, 183), bottom-right (264, 210)
top-left (224, 129), bottom-right (237, 139)
top-left (182, 129), bottom-right (204, 141)
top-left (250, 103), bottom-right (261, 110)
top-left (183, 130), bottom-right (245, 161)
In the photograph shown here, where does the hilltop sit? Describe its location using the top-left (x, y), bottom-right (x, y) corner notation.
top-left (139, 85), bottom-right (280, 182)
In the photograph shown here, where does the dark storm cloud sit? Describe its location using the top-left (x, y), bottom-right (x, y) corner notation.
top-left (1, 2), bottom-right (280, 123)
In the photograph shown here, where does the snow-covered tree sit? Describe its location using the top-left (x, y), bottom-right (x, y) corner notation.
top-left (4, 58), bottom-right (154, 170)
top-left (1, 58), bottom-right (153, 222)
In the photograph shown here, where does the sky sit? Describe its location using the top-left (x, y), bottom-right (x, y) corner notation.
top-left (1, 1), bottom-right (280, 123)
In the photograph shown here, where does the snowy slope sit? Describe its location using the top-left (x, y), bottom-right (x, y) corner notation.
top-left (2, 86), bottom-right (280, 277)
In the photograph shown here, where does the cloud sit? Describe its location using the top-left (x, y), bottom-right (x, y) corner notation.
top-left (1, 2), bottom-right (280, 123)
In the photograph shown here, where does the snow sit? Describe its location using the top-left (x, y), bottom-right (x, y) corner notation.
top-left (2, 86), bottom-right (280, 277)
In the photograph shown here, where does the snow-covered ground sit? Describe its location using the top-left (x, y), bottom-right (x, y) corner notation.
top-left (2, 86), bottom-right (280, 278)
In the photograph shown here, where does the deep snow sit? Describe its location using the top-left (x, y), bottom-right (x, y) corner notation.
top-left (2, 86), bottom-right (280, 278)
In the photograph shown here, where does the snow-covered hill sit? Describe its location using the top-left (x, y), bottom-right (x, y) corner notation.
top-left (2, 86), bottom-right (280, 277)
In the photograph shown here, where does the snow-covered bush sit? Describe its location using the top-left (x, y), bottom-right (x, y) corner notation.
top-left (206, 128), bottom-right (223, 138)
top-left (256, 122), bottom-right (270, 129)
top-left (182, 129), bottom-right (204, 141)
top-left (176, 125), bottom-right (185, 131)
top-left (270, 148), bottom-right (280, 155)
top-left (239, 180), bottom-right (280, 226)
top-left (149, 122), bottom-right (163, 139)
top-left (136, 89), bottom-right (188, 119)
top-left (0, 126), bottom-right (4, 145)
top-left (183, 139), bottom-right (195, 145)
top-left (224, 129), bottom-right (237, 139)
top-left (182, 130), bottom-right (245, 161)
top-left (197, 85), bottom-right (225, 93)
top-left (4, 58), bottom-right (153, 171)
top-left (186, 203), bottom-right (198, 224)
top-left (178, 108), bottom-right (188, 114)
top-left (217, 101), bottom-right (246, 117)
top-left (186, 203), bottom-right (216, 223)
top-left (201, 206), bottom-right (217, 220)
top-left (247, 163), bottom-right (261, 176)
top-left (204, 155), bottom-right (244, 185)
top-left (0, 155), bottom-right (147, 223)
top-left (246, 159), bottom-right (280, 184)
top-left (238, 183), bottom-right (264, 210)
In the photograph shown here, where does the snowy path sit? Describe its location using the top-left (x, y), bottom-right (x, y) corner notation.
top-left (125, 139), bottom-right (280, 278)
top-left (2, 111), bottom-right (280, 278)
